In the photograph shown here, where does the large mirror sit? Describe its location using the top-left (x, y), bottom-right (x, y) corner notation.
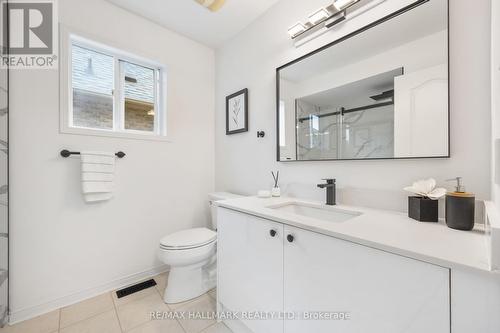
top-left (277, 0), bottom-right (449, 161)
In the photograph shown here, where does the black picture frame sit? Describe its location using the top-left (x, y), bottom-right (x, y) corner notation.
top-left (226, 88), bottom-right (248, 135)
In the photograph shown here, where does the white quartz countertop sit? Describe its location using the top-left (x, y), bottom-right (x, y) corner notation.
top-left (216, 196), bottom-right (492, 273)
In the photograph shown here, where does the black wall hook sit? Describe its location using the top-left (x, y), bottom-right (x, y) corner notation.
top-left (257, 131), bottom-right (265, 138)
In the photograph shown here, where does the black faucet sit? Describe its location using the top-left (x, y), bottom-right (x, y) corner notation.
top-left (317, 179), bottom-right (336, 205)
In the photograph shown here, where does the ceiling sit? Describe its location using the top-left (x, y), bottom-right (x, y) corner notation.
top-left (105, 0), bottom-right (281, 48)
top-left (300, 68), bottom-right (402, 109)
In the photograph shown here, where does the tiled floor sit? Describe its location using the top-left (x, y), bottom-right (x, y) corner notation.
top-left (0, 273), bottom-right (232, 333)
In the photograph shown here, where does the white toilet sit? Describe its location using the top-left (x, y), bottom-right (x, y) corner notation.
top-left (158, 192), bottom-right (241, 304)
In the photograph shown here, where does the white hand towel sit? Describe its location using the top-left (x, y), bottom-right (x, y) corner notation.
top-left (81, 163), bottom-right (115, 173)
top-left (82, 182), bottom-right (114, 193)
top-left (80, 153), bottom-right (115, 165)
top-left (81, 173), bottom-right (114, 182)
top-left (81, 151), bottom-right (115, 203)
top-left (84, 193), bottom-right (114, 202)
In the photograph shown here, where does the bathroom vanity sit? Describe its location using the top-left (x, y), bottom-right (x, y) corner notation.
top-left (216, 197), bottom-right (500, 333)
top-left (215, 0), bottom-right (499, 331)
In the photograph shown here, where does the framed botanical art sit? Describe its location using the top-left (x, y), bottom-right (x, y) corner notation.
top-left (226, 88), bottom-right (248, 135)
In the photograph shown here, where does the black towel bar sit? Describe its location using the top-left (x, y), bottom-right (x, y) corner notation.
top-left (60, 150), bottom-right (126, 158)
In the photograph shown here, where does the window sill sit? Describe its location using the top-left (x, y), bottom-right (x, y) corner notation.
top-left (60, 126), bottom-right (172, 142)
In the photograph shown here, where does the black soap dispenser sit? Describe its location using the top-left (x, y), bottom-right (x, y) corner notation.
top-left (445, 177), bottom-right (475, 231)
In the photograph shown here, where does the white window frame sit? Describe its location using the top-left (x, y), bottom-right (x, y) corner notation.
top-left (60, 26), bottom-right (169, 141)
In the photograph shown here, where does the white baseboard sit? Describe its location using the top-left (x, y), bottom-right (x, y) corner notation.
top-left (8, 265), bottom-right (169, 325)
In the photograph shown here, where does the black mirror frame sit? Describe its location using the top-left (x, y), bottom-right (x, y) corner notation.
top-left (276, 0), bottom-right (450, 162)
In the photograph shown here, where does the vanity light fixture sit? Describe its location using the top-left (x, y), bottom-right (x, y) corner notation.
top-left (308, 8), bottom-right (331, 25)
top-left (287, 22), bottom-right (307, 38)
top-left (333, 0), bottom-right (360, 11)
top-left (325, 10), bottom-right (346, 28)
top-left (289, 0), bottom-right (370, 43)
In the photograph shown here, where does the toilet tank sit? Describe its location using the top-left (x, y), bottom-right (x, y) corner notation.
top-left (208, 192), bottom-right (242, 229)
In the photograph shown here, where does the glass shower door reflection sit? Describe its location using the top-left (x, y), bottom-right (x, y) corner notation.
top-left (296, 100), bottom-right (340, 160)
top-left (295, 95), bottom-right (395, 161)
top-left (340, 106), bottom-right (395, 160)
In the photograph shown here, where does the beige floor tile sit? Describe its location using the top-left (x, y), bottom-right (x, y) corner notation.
top-left (177, 294), bottom-right (216, 333)
top-left (126, 318), bottom-right (184, 333)
top-left (0, 310), bottom-right (59, 333)
top-left (201, 322), bottom-right (232, 333)
top-left (112, 284), bottom-right (158, 308)
top-left (153, 273), bottom-right (168, 297)
top-left (60, 292), bottom-right (114, 328)
top-left (116, 293), bottom-right (169, 331)
top-left (59, 310), bottom-right (121, 333)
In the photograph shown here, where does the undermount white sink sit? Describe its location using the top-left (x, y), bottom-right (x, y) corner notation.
top-left (268, 202), bottom-right (362, 223)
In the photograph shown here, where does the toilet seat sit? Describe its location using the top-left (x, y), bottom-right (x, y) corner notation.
top-left (160, 227), bottom-right (216, 250)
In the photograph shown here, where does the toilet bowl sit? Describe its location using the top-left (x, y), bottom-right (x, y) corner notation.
top-left (158, 192), bottom-right (241, 304)
top-left (158, 228), bottom-right (217, 303)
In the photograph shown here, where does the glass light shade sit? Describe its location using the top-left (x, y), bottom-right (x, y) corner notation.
top-left (308, 8), bottom-right (330, 24)
top-left (333, 0), bottom-right (357, 11)
top-left (288, 22), bottom-right (307, 37)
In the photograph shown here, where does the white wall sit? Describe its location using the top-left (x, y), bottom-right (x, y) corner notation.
top-left (492, 0), bottom-right (500, 209)
top-left (215, 0), bottom-right (491, 211)
top-left (9, 0), bottom-right (215, 322)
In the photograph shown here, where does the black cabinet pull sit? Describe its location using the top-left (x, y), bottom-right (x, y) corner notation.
top-left (270, 229), bottom-right (277, 237)
top-left (287, 234), bottom-right (294, 243)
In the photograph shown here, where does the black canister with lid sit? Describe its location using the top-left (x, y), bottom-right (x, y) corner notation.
top-left (445, 177), bottom-right (475, 231)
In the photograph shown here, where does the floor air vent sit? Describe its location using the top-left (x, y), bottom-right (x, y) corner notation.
top-left (116, 279), bottom-right (157, 298)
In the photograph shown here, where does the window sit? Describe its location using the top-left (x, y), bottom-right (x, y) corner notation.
top-left (62, 33), bottom-right (167, 139)
top-left (71, 45), bottom-right (114, 130)
top-left (122, 61), bottom-right (156, 132)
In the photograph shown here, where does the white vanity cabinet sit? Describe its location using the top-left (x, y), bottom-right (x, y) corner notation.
top-left (217, 207), bottom-right (451, 333)
top-left (217, 208), bottom-right (285, 333)
top-left (283, 225), bottom-right (450, 333)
